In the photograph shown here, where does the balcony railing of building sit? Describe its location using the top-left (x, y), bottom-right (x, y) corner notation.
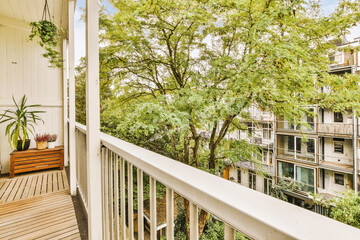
top-left (277, 146), bottom-right (354, 166)
top-left (276, 121), bottom-right (355, 136)
top-left (277, 147), bottom-right (317, 163)
top-left (74, 122), bottom-right (360, 239)
top-left (318, 123), bottom-right (354, 136)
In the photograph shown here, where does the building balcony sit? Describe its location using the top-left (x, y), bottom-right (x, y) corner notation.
top-left (317, 123), bottom-right (354, 137)
top-left (276, 120), bottom-right (315, 133)
top-left (229, 160), bottom-right (274, 175)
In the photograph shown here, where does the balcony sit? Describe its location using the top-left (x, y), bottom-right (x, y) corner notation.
top-left (276, 120), bottom-right (315, 133)
top-left (1, 0), bottom-right (360, 239)
top-left (318, 123), bottom-right (353, 136)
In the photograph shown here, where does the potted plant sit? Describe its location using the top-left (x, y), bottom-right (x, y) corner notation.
top-left (47, 134), bottom-right (57, 149)
top-left (35, 134), bottom-right (49, 150)
top-left (0, 95), bottom-right (44, 151)
top-left (29, 20), bottom-right (62, 68)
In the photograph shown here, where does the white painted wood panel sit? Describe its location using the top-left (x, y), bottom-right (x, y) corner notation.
top-left (0, 24), bottom-right (64, 174)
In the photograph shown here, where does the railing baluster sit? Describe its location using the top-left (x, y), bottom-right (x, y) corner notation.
top-left (137, 169), bottom-right (144, 240)
top-left (109, 151), bottom-right (114, 239)
top-left (120, 157), bottom-right (126, 240)
top-left (104, 148), bottom-right (109, 240)
top-left (150, 177), bottom-right (157, 240)
top-left (190, 202), bottom-right (198, 240)
top-left (114, 154), bottom-right (120, 240)
top-left (101, 148), bottom-right (105, 240)
top-left (166, 187), bottom-right (174, 240)
top-left (128, 162), bottom-right (134, 240)
top-left (224, 224), bottom-right (235, 240)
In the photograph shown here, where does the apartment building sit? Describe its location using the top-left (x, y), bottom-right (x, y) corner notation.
top-left (225, 36), bottom-right (360, 211)
top-left (226, 106), bottom-right (276, 195)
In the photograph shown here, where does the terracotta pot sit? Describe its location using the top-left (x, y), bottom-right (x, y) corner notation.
top-left (36, 141), bottom-right (47, 150)
top-left (47, 141), bottom-right (55, 149)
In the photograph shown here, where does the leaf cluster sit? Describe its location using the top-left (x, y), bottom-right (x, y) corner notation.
top-left (29, 20), bottom-right (63, 68)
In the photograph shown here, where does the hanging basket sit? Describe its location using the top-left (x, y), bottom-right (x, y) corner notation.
top-left (28, 0), bottom-right (63, 68)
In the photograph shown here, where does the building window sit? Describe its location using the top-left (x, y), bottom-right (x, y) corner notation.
top-left (264, 178), bottom-right (272, 195)
top-left (248, 123), bottom-right (254, 136)
top-left (262, 123), bottom-right (272, 140)
top-left (296, 166), bottom-right (315, 193)
top-left (307, 139), bottom-right (315, 154)
top-left (306, 108), bottom-right (315, 130)
top-left (296, 137), bottom-right (302, 154)
top-left (334, 173), bottom-right (344, 185)
top-left (334, 112), bottom-right (343, 123)
top-left (288, 136), bottom-right (295, 152)
top-left (237, 169), bottom-right (241, 184)
top-left (334, 139), bottom-right (344, 154)
top-left (249, 171), bottom-right (256, 190)
top-left (277, 161), bottom-right (294, 180)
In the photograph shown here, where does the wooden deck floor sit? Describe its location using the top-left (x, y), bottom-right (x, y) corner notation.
top-left (0, 170), bottom-right (69, 203)
top-left (0, 170), bottom-right (80, 240)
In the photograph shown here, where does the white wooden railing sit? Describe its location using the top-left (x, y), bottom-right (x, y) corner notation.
top-left (74, 123), bottom-right (360, 240)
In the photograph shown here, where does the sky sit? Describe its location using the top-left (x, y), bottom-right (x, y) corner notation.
top-left (74, 0), bottom-right (360, 67)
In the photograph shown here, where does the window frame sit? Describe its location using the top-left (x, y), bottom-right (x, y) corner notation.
top-left (333, 139), bottom-right (344, 154)
top-left (334, 173), bottom-right (345, 186)
top-left (334, 112), bottom-right (343, 123)
top-left (237, 169), bottom-right (241, 184)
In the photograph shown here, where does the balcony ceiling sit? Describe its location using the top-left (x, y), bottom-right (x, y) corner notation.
top-left (0, 0), bottom-right (68, 31)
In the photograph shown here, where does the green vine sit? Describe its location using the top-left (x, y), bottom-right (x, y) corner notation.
top-left (29, 20), bottom-right (63, 68)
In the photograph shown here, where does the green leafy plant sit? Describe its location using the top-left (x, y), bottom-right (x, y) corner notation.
top-left (29, 20), bottom-right (63, 68)
top-left (0, 95), bottom-right (45, 150)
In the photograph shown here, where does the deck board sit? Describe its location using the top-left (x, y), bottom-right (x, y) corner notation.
top-left (0, 170), bottom-right (69, 203)
top-left (0, 170), bottom-right (80, 239)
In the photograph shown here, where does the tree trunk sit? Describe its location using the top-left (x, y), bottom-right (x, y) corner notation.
top-left (193, 137), bottom-right (200, 167)
top-left (183, 198), bottom-right (209, 239)
top-left (209, 148), bottom-right (216, 170)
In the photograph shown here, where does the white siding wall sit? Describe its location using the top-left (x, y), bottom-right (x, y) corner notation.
top-left (322, 109), bottom-right (352, 124)
top-left (0, 24), bottom-right (64, 173)
top-left (323, 138), bottom-right (353, 165)
top-left (323, 170), bottom-right (352, 193)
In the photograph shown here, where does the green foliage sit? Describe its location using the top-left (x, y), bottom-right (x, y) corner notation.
top-left (200, 216), bottom-right (247, 240)
top-left (174, 202), bottom-right (187, 240)
top-left (90, 0), bottom-right (360, 173)
top-left (29, 20), bottom-right (63, 68)
top-left (312, 190), bottom-right (360, 229)
top-left (0, 95), bottom-right (44, 149)
top-left (330, 190), bottom-right (360, 228)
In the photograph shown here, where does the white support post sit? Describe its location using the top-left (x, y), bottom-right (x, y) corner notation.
top-left (85, 0), bottom-right (102, 238)
top-left (68, 0), bottom-right (76, 196)
top-left (62, 39), bottom-right (69, 166)
top-left (114, 154), bottom-right (120, 240)
top-left (353, 111), bottom-right (358, 193)
top-left (189, 202), bottom-right (198, 240)
top-left (166, 187), bottom-right (174, 240)
top-left (128, 163), bottom-right (134, 240)
top-left (137, 169), bottom-right (144, 240)
top-left (120, 158), bottom-right (126, 240)
top-left (150, 177), bottom-right (157, 240)
top-left (224, 224), bottom-right (235, 240)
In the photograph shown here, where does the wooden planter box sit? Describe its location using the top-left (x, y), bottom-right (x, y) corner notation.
top-left (10, 146), bottom-right (64, 178)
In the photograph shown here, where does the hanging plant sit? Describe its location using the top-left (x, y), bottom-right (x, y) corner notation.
top-left (29, 0), bottom-right (63, 68)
